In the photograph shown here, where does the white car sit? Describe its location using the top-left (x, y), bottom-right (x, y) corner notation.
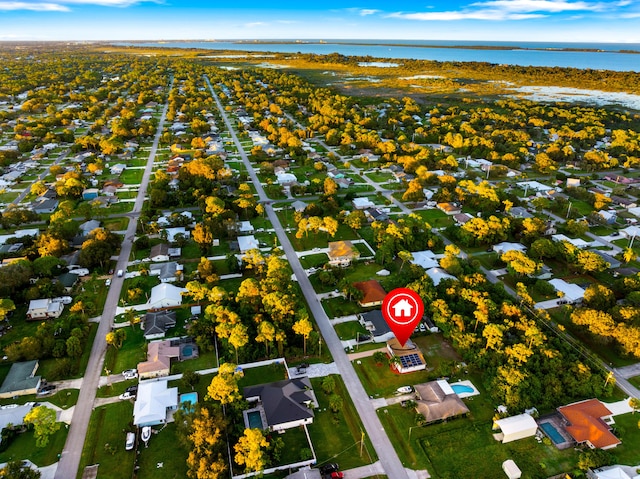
top-left (105, 279), bottom-right (111, 286)
top-left (119, 391), bottom-right (134, 400)
top-left (122, 369), bottom-right (138, 380)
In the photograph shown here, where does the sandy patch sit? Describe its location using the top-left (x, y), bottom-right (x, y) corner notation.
top-left (507, 85), bottom-right (640, 110)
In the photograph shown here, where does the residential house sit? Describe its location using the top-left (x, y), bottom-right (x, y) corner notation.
top-left (149, 262), bottom-right (182, 283)
top-left (143, 310), bottom-right (177, 340)
top-left (79, 219), bottom-right (101, 236)
top-left (548, 279), bottom-right (585, 304)
top-left (610, 196), bottom-right (637, 209)
top-left (31, 198), bottom-right (59, 214)
top-left (589, 466), bottom-right (640, 479)
top-left (352, 197), bottom-right (375, 210)
top-left (436, 203), bottom-right (461, 215)
top-left (149, 243), bottom-right (181, 262)
top-left (82, 188), bottom-right (99, 201)
top-left (147, 283), bottom-right (187, 309)
top-left (494, 414), bottom-right (538, 443)
top-left (56, 272), bottom-right (79, 293)
top-left (290, 200), bottom-right (308, 213)
top-left (558, 399), bottom-right (620, 449)
top-left (592, 250), bottom-right (619, 269)
top-left (551, 234), bottom-right (593, 249)
top-left (359, 310), bottom-right (393, 342)
top-left (425, 267), bottom-right (457, 286)
top-left (493, 242), bottom-right (527, 255)
top-left (453, 213), bottom-right (474, 225)
top-left (414, 380), bottom-right (470, 424)
top-left (243, 377), bottom-right (317, 432)
top-left (353, 280), bottom-right (386, 308)
top-left (386, 338), bottom-right (426, 373)
top-left (327, 241), bottom-right (360, 267)
top-left (0, 360), bottom-right (41, 399)
top-left (102, 185), bottom-right (118, 197)
top-left (164, 227), bottom-right (189, 243)
top-left (238, 235), bottom-right (260, 253)
top-left (133, 380), bottom-right (178, 427)
top-left (0, 403), bottom-right (34, 431)
top-left (276, 172), bottom-right (298, 186)
top-left (137, 339), bottom-right (180, 379)
top-left (410, 250), bottom-right (439, 270)
top-left (26, 298), bottom-right (64, 320)
top-left (364, 208), bottom-right (389, 222)
top-left (508, 207), bottom-right (533, 219)
top-left (238, 221), bottom-right (254, 234)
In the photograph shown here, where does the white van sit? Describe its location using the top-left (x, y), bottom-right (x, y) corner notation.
top-left (125, 432), bottom-right (135, 451)
top-left (117, 270), bottom-right (124, 277)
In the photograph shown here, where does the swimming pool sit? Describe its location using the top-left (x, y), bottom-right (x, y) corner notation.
top-left (182, 346), bottom-right (194, 357)
top-left (451, 384), bottom-right (474, 395)
top-left (247, 410), bottom-right (264, 430)
top-left (540, 422), bottom-right (564, 444)
top-left (180, 392), bottom-right (198, 410)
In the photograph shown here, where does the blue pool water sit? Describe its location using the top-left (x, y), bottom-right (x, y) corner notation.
top-left (182, 346), bottom-right (194, 357)
top-left (180, 392), bottom-right (198, 409)
top-left (540, 422), bottom-right (565, 444)
top-left (451, 384), bottom-right (474, 394)
top-left (247, 411), bottom-right (264, 429)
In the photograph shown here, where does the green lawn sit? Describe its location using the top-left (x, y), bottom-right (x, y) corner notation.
top-left (322, 297), bottom-right (364, 319)
top-left (334, 321), bottom-right (368, 341)
top-left (308, 376), bottom-right (378, 470)
top-left (103, 325), bottom-right (147, 374)
top-left (96, 381), bottom-right (130, 399)
top-left (629, 376), bottom-right (640, 389)
top-left (78, 401), bottom-right (136, 479)
top-left (613, 412), bottom-right (640, 465)
top-left (299, 253), bottom-right (328, 269)
top-left (136, 424), bottom-right (189, 479)
top-left (0, 424), bottom-right (68, 467)
top-left (237, 362), bottom-right (288, 389)
top-left (353, 355), bottom-right (435, 398)
top-left (414, 209), bottom-right (455, 230)
top-left (171, 350), bottom-right (217, 374)
top-left (0, 388), bottom-right (79, 408)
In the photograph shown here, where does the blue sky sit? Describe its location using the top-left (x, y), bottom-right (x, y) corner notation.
top-left (0, 0), bottom-right (639, 43)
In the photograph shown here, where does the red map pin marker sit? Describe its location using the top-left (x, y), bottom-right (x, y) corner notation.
top-left (382, 288), bottom-right (424, 347)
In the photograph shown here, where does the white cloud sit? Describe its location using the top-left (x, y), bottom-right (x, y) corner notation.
top-left (244, 22), bottom-right (266, 28)
top-left (359, 9), bottom-right (380, 16)
top-left (389, 10), bottom-right (545, 20)
top-left (389, 0), bottom-right (620, 21)
top-left (471, 0), bottom-right (607, 13)
top-left (0, 2), bottom-right (69, 11)
top-left (0, 0), bottom-right (161, 10)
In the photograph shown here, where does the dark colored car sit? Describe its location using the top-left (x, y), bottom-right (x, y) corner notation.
top-left (320, 463), bottom-right (339, 474)
top-left (125, 385), bottom-right (138, 394)
top-left (36, 385), bottom-right (56, 396)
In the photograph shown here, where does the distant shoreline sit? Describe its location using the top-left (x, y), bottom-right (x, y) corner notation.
top-left (132, 40), bottom-right (640, 55)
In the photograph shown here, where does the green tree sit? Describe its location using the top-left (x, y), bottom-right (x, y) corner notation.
top-left (105, 329), bottom-right (126, 349)
top-left (329, 393), bottom-right (343, 413)
top-left (0, 299), bottom-right (15, 321)
top-left (322, 375), bottom-right (335, 395)
top-left (0, 461), bottom-right (41, 478)
top-left (24, 406), bottom-right (60, 447)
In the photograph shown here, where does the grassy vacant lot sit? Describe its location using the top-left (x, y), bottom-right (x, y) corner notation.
top-left (171, 350), bottom-right (217, 374)
top-left (414, 209), bottom-right (455, 230)
top-left (334, 321), bottom-right (368, 341)
top-left (103, 325), bottom-right (147, 374)
top-left (136, 424), bottom-right (189, 479)
top-left (322, 296), bottom-right (364, 319)
top-left (308, 376), bottom-right (378, 470)
top-left (299, 253), bottom-right (328, 269)
top-left (237, 362), bottom-right (288, 389)
top-left (78, 401), bottom-right (136, 479)
top-left (288, 224), bottom-right (359, 251)
top-left (353, 355), bottom-right (434, 398)
top-left (0, 424), bottom-right (68, 467)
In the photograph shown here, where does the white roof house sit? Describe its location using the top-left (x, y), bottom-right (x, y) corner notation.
top-left (352, 197), bottom-right (375, 210)
top-left (551, 234), bottom-right (593, 249)
top-left (493, 242), bottom-right (527, 255)
top-left (164, 227), bottom-right (190, 243)
top-left (276, 172), bottom-right (298, 185)
top-left (0, 403), bottom-right (34, 431)
top-left (494, 414), bottom-right (538, 443)
top-left (147, 284), bottom-right (187, 309)
top-left (238, 235), bottom-right (260, 253)
top-left (133, 381), bottom-right (178, 427)
top-left (238, 221), bottom-right (254, 233)
top-left (593, 466), bottom-right (640, 479)
top-left (425, 267), bottom-right (457, 286)
top-left (410, 251), bottom-right (439, 270)
top-left (549, 279), bottom-right (585, 303)
top-left (517, 181), bottom-right (554, 193)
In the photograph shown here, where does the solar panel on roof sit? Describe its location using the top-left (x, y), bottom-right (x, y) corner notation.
top-left (399, 353), bottom-right (423, 368)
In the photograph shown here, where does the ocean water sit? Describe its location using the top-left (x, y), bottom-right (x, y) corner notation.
top-left (117, 40), bottom-right (640, 72)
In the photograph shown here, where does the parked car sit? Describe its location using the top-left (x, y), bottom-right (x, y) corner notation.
top-left (119, 391), bottom-right (135, 400)
top-left (396, 386), bottom-right (413, 394)
top-left (117, 269), bottom-right (124, 277)
top-left (125, 385), bottom-right (138, 394)
top-left (326, 473), bottom-right (344, 479)
top-left (105, 279), bottom-right (111, 286)
top-left (125, 432), bottom-right (135, 451)
top-left (319, 463), bottom-right (339, 474)
top-left (122, 369), bottom-right (138, 380)
top-left (36, 385), bottom-right (56, 396)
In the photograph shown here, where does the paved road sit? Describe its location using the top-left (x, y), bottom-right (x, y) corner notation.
top-left (54, 78), bottom-right (174, 479)
top-left (615, 363), bottom-right (640, 379)
top-left (206, 76), bottom-right (414, 479)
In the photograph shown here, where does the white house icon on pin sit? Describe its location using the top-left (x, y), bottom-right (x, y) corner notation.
top-left (392, 299), bottom-right (413, 318)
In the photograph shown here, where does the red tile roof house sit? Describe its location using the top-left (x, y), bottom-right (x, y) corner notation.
top-left (558, 399), bottom-right (620, 450)
top-left (353, 280), bottom-right (387, 308)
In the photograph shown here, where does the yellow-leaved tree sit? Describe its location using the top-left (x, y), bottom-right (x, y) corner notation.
top-left (207, 363), bottom-right (241, 404)
top-left (234, 428), bottom-right (269, 473)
